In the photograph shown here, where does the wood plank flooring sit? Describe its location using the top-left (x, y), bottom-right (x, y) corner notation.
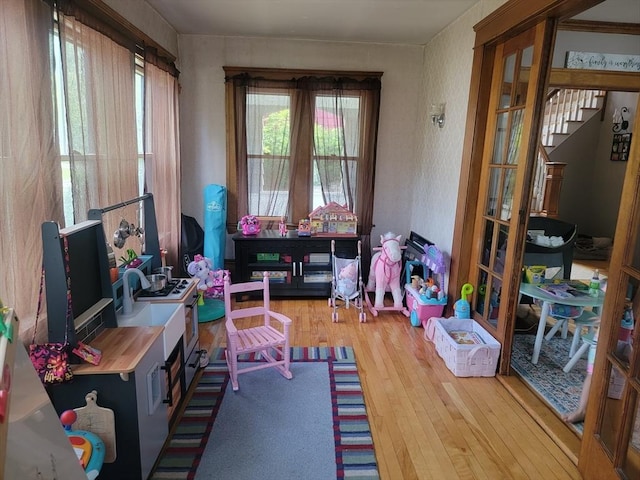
top-left (197, 297), bottom-right (582, 479)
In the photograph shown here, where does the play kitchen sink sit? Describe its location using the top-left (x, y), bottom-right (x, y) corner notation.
top-left (116, 302), bottom-right (185, 360)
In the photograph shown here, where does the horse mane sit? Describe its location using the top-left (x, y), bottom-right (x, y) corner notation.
top-left (381, 231), bottom-right (397, 243)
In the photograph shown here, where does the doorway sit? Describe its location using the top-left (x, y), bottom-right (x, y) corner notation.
top-left (448, 0), bottom-right (640, 476)
top-left (509, 89), bottom-right (637, 432)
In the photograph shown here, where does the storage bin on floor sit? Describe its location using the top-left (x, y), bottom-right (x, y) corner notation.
top-left (434, 318), bottom-right (501, 377)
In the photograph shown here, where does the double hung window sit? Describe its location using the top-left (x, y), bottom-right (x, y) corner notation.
top-left (225, 68), bottom-right (382, 236)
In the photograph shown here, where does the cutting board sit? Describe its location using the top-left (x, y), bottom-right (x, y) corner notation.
top-left (73, 390), bottom-right (117, 463)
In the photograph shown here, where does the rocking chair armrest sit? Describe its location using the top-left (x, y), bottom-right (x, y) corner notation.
top-left (225, 319), bottom-right (239, 335)
top-left (267, 310), bottom-right (293, 326)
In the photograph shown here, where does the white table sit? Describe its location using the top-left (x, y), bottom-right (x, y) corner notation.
top-left (519, 282), bottom-right (605, 364)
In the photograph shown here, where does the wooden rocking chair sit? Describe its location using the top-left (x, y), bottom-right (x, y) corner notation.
top-left (223, 272), bottom-right (293, 391)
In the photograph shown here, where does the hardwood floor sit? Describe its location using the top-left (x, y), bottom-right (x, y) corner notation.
top-left (197, 296), bottom-right (582, 479)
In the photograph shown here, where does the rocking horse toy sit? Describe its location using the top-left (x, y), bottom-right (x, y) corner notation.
top-left (365, 232), bottom-right (410, 317)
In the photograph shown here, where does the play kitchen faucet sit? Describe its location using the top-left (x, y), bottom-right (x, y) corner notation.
top-left (121, 268), bottom-right (151, 315)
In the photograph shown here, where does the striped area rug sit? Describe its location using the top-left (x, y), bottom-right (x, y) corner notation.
top-left (151, 346), bottom-right (379, 479)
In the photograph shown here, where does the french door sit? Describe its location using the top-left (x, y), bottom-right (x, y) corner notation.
top-left (467, 21), bottom-right (553, 368)
top-left (451, 0), bottom-right (639, 477)
top-left (580, 95), bottom-right (640, 479)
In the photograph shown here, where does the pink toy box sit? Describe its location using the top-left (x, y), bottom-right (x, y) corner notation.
top-left (405, 284), bottom-right (446, 327)
top-left (404, 244), bottom-right (448, 327)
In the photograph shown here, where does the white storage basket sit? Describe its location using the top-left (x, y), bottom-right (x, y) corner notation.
top-left (434, 318), bottom-right (501, 377)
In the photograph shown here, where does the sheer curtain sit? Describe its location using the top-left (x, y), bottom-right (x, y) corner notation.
top-left (144, 55), bottom-right (181, 268)
top-left (0, 0), bottom-right (61, 339)
top-left (57, 12), bottom-right (139, 221)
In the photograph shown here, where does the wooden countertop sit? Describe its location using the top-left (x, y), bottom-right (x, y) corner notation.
top-left (72, 326), bottom-right (163, 375)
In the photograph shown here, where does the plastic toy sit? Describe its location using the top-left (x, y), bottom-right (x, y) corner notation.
top-left (297, 218), bottom-right (311, 236)
top-left (239, 215), bottom-right (261, 235)
top-left (454, 283), bottom-right (474, 318)
top-left (404, 244), bottom-right (448, 328)
top-left (279, 216), bottom-right (288, 236)
top-left (365, 232), bottom-right (409, 317)
top-left (60, 409), bottom-right (105, 480)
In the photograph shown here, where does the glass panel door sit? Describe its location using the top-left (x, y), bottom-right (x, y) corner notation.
top-left (469, 24), bottom-right (549, 348)
top-left (581, 128), bottom-right (640, 478)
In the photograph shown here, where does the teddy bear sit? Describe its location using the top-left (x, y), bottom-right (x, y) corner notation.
top-left (187, 254), bottom-right (215, 292)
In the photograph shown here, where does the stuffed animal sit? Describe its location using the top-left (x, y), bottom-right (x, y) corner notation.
top-left (337, 260), bottom-right (357, 296)
top-left (187, 254), bottom-right (215, 292)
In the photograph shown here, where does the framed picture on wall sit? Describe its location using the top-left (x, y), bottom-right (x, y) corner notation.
top-left (611, 133), bottom-right (632, 162)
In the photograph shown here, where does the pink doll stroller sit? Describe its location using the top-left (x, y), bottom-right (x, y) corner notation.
top-left (328, 239), bottom-right (366, 322)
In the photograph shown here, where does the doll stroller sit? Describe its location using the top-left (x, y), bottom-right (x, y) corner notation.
top-left (328, 239), bottom-right (366, 323)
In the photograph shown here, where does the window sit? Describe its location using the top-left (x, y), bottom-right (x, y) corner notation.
top-left (53, 17), bottom-right (146, 227)
top-left (247, 92), bottom-right (291, 215)
top-left (224, 68), bottom-right (381, 236)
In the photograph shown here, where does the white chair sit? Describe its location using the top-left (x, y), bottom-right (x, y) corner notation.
top-left (563, 330), bottom-right (597, 373)
top-left (543, 307), bottom-right (599, 358)
top-left (223, 272), bottom-right (293, 391)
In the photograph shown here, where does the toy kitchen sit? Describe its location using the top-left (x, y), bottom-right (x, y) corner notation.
top-left (41, 193), bottom-right (205, 480)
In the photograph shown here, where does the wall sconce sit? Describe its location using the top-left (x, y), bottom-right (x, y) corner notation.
top-left (612, 106), bottom-right (629, 133)
top-left (430, 103), bottom-right (445, 128)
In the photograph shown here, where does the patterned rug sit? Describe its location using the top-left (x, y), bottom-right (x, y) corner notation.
top-left (150, 346), bottom-right (379, 479)
top-left (511, 333), bottom-right (587, 432)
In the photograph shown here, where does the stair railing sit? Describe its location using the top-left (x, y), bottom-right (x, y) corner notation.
top-left (532, 89), bottom-right (606, 216)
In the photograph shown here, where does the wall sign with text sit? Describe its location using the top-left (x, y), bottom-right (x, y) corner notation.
top-left (566, 51), bottom-right (640, 73)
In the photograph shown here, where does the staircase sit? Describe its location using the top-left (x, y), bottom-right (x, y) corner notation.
top-left (531, 88), bottom-right (606, 215)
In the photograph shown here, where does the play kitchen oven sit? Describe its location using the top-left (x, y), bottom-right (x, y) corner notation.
top-left (138, 278), bottom-right (202, 422)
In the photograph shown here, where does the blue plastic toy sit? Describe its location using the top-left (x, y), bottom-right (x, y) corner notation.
top-left (454, 283), bottom-right (474, 318)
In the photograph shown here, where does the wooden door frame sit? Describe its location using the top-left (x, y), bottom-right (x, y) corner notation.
top-left (449, 0), bottom-right (640, 477)
top-left (579, 93), bottom-right (640, 479)
top-left (450, 0), bottom-right (605, 362)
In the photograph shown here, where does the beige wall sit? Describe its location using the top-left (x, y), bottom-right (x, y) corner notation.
top-left (103, 0), bottom-right (179, 56)
top-left (176, 35), bottom-right (424, 256)
top-left (408, 0), bottom-right (508, 258)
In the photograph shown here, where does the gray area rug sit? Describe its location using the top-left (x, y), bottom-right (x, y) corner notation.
top-left (195, 362), bottom-right (335, 480)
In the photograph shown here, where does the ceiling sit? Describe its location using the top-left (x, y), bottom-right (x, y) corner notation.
top-left (144, 0), bottom-right (480, 45)
top-left (145, 0), bottom-right (639, 46)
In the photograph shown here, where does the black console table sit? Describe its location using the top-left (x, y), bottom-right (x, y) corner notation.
top-left (233, 231), bottom-right (360, 297)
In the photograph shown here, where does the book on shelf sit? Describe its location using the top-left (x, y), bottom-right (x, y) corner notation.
top-left (535, 282), bottom-right (591, 299)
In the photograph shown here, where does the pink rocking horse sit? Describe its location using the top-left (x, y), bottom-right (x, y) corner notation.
top-left (365, 232), bottom-right (410, 317)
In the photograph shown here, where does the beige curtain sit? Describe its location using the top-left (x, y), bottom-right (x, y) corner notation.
top-left (58, 12), bottom-right (139, 256)
top-left (0, 0), bottom-right (61, 340)
top-left (144, 60), bottom-right (182, 268)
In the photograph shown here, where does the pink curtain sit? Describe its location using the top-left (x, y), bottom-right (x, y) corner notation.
top-left (0, 0), bottom-right (61, 341)
top-left (144, 60), bottom-right (182, 268)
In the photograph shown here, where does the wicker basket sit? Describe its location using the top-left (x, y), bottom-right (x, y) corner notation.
top-left (434, 318), bottom-right (501, 377)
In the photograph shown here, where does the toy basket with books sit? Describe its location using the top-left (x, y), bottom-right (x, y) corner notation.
top-left (434, 318), bottom-right (501, 377)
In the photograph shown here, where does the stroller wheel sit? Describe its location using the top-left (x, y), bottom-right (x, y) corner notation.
top-left (359, 312), bottom-right (367, 323)
top-left (332, 312), bottom-right (338, 322)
